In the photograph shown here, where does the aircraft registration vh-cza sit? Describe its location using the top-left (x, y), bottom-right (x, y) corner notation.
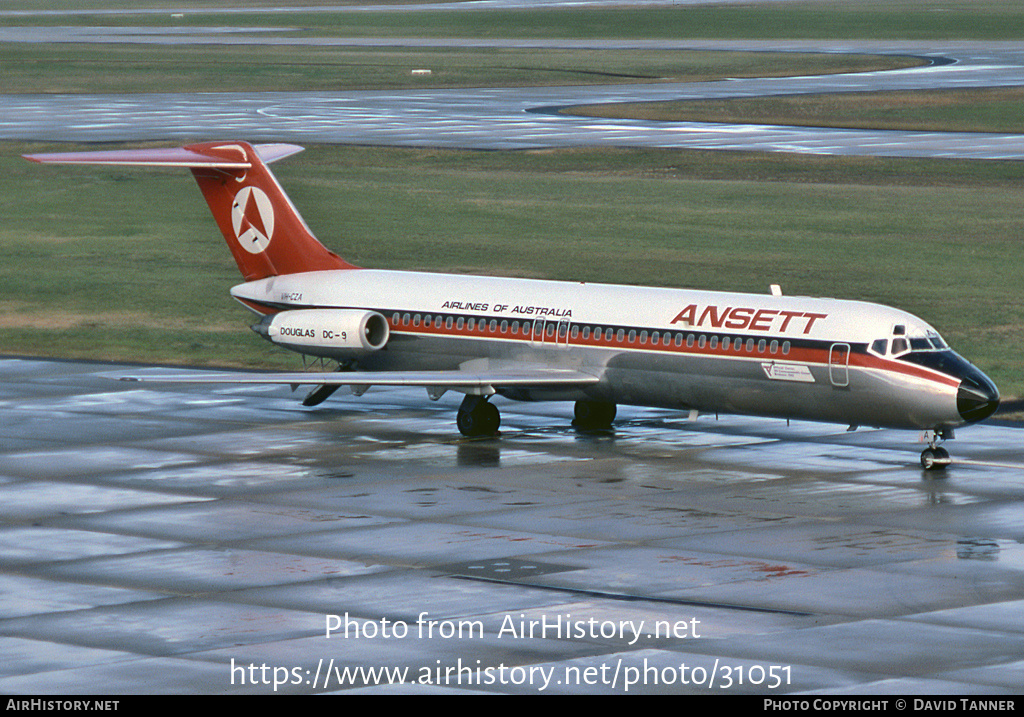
top-left (25, 141), bottom-right (1000, 470)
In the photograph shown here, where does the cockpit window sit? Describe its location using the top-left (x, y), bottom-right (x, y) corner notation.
top-left (870, 339), bottom-right (888, 356)
top-left (888, 330), bottom-right (948, 358)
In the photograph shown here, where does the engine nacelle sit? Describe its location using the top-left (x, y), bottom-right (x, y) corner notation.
top-left (255, 309), bottom-right (389, 357)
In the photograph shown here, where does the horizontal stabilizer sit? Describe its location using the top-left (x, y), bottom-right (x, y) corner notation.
top-left (23, 143), bottom-right (303, 168)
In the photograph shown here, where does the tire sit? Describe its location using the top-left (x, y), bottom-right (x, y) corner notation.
top-left (457, 400), bottom-right (500, 437)
top-left (921, 446), bottom-right (951, 470)
top-left (573, 401), bottom-right (617, 429)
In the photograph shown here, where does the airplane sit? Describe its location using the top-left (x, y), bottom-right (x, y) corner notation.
top-left (24, 141), bottom-right (1000, 470)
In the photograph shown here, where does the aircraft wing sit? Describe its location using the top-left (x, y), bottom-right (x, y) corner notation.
top-left (117, 366), bottom-right (600, 395)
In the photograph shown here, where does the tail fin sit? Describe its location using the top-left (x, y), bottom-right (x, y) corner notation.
top-left (24, 141), bottom-right (356, 281)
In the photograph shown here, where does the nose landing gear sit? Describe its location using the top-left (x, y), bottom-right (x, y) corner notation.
top-left (920, 428), bottom-right (953, 471)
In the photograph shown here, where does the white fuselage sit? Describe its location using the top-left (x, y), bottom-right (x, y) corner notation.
top-left (232, 268), bottom-right (994, 432)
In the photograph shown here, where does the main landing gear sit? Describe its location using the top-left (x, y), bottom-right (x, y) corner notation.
top-left (455, 397), bottom-right (618, 437)
top-left (920, 428), bottom-right (953, 471)
top-left (572, 400), bottom-right (617, 430)
top-left (457, 395), bottom-right (501, 437)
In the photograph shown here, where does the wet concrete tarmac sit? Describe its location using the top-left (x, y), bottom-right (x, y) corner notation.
top-left (0, 357), bottom-right (1021, 694)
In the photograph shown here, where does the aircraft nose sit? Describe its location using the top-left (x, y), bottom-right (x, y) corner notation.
top-left (957, 370), bottom-right (1000, 423)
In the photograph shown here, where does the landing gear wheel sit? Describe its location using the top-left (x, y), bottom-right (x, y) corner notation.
top-left (920, 446), bottom-right (951, 471)
top-left (457, 396), bottom-right (500, 437)
top-left (573, 400), bottom-right (617, 430)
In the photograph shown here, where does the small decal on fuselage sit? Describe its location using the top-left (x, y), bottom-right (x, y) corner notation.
top-left (762, 362), bottom-right (815, 383)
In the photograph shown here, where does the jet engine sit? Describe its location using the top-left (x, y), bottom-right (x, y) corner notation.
top-left (254, 309), bottom-right (390, 358)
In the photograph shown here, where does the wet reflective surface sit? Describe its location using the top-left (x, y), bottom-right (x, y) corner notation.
top-left (1, 358), bottom-right (1022, 694)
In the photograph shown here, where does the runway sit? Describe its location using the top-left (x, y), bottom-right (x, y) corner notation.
top-left (0, 357), bottom-right (1022, 693)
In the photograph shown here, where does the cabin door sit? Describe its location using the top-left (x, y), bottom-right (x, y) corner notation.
top-left (829, 343), bottom-right (850, 387)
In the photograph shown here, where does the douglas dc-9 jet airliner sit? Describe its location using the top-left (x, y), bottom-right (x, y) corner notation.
top-left (25, 142), bottom-right (1000, 469)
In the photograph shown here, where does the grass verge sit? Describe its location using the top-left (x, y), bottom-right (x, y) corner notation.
top-left (568, 87), bottom-right (1024, 134)
top-left (0, 43), bottom-right (921, 94)
top-left (5, 2), bottom-right (1024, 42)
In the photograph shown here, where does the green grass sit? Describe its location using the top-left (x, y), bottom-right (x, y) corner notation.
top-left (569, 87), bottom-right (1024, 134)
top-left (5, 143), bottom-right (1023, 398)
top-left (5, 2), bottom-right (1024, 41)
top-left (0, 43), bottom-right (920, 94)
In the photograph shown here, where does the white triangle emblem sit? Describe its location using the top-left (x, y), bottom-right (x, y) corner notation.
top-left (231, 186), bottom-right (275, 254)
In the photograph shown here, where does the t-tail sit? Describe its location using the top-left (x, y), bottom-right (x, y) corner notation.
top-left (24, 141), bottom-right (355, 281)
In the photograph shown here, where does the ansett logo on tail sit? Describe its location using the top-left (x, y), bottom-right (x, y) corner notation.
top-left (232, 186), bottom-right (275, 253)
